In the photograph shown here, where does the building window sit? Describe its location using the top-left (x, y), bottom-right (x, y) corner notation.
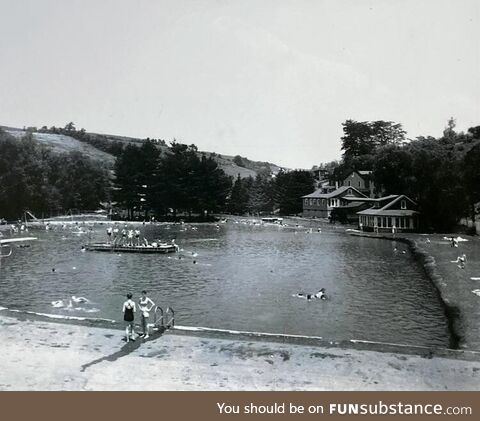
top-left (401, 200), bottom-right (406, 209)
top-left (347, 188), bottom-right (352, 195)
top-left (358, 181), bottom-right (361, 187)
top-left (322, 199), bottom-right (326, 205)
top-left (304, 199), bottom-right (308, 205)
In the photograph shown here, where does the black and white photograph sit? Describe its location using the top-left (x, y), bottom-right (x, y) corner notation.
top-left (0, 0), bottom-right (479, 391)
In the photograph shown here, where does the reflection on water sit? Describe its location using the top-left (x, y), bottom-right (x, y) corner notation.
top-left (0, 221), bottom-right (450, 347)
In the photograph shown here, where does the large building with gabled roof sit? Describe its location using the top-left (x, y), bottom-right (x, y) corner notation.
top-left (338, 170), bottom-right (376, 197)
top-left (356, 194), bottom-right (419, 232)
top-left (302, 186), bottom-right (367, 218)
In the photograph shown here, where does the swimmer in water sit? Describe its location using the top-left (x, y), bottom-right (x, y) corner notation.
top-left (455, 254), bottom-right (467, 269)
top-left (295, 289), bottom-right (327, 301)
top-left (72, 296), bottom-right (90, 304)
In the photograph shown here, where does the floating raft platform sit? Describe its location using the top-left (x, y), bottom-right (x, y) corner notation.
top-left (85, 243), bottom-right (178, 254)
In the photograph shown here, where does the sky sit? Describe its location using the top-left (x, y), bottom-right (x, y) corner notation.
top-left (0, 0), bottom-right (479, 168)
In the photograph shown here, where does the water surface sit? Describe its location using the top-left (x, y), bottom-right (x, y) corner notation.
top-left (0, 220), bottom-right (450, 347)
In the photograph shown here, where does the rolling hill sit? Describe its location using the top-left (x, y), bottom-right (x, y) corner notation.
top-left (1, 126), bottom-right (286, 178)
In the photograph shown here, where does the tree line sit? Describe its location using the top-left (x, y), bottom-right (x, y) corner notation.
top-left (6, 118), bottom-right (477, 230)
top-left (333, 119), bottom-right (480, 231)
top-left (113, 141), bottom-right (315, 219)
top-left (0, 124), bottom-right (315, 221)
top-left (0, 129), bottom-right (110, 220)
top-left (113, 141), bottom-right (232, 220)
top-left (227, 170), bottom-right (314, 216)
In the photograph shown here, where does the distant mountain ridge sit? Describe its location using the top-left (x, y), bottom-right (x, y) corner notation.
top-left (1, 125), bottom-right (286, 179)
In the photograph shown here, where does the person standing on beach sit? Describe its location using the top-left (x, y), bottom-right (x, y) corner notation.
top-left (139, 290), bottom-right (155, 338)
top-left (122, 293), bottom-right (136, 342)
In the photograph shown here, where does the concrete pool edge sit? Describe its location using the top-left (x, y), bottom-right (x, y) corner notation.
top-left (1, 313), bottom-right (479, 390)
top-left (1, 308), bottom-right (479, 363)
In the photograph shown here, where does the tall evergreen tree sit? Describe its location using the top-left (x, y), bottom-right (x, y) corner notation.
top-left (227, 175), bottom-right (250, 215)
top-left (274, 170), bottom-right (314, 215)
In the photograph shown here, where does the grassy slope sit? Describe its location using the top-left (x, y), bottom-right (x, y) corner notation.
top-left (2, 126), bottom-right (287, 178)
top-left (4, 127), bottom-right (115, 168)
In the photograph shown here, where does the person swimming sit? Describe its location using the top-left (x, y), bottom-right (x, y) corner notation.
top-left (294, 288), bottom-right (327, 301)
top-left (72, 295), bottom-right (90, 304)
top-left (455, 254), bottom-right (467, 269)
top-left (314, 288), bottom-right (327, 300)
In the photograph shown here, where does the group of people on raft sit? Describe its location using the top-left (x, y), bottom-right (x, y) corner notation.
top-left (107, 226), bottom-right (142, 246)
top-left (106, 226), bottom-right (179, 250)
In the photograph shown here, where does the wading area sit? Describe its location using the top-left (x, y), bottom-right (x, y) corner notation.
top-left (349, 230), bottom-right (480, 351)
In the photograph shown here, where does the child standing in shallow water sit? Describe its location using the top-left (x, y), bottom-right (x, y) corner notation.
top-left (122, 293), bottom-right (136, 342)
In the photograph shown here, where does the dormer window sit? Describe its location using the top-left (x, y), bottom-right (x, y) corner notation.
top-left (401, 200), bottom-right (407, 210)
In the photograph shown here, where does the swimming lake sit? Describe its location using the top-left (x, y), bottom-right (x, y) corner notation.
top-left (0, 220), bottom-right (450, 348)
